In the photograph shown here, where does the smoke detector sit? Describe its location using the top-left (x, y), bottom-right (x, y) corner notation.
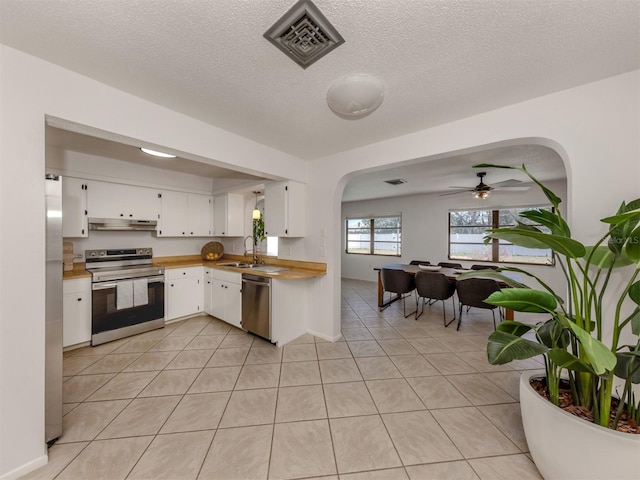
top-left (264, 0), bottom-right (345, 69)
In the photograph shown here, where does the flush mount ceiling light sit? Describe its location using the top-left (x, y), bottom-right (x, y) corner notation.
top-left (140, 147), bottom-right (176, 158)
top-left (264, 0), bottom-right (344, 69)
top-left (327, 74), bottom-right (384, 119)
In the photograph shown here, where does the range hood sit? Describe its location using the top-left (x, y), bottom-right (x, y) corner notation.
top-left (88, 218), bottom-right (157, 231)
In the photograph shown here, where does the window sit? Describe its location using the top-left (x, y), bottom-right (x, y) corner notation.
top-left (346, 215), bottom-right (402, 256)
top-left (449, 206), bottom-right (553, 265)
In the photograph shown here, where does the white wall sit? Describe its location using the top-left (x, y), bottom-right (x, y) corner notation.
top-left (0, 45), bottom-right (306, 480)
top-left (1, 44), bottom-right (639, 479)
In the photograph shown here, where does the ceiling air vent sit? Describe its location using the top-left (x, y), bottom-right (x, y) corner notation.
top-left (384, 179), bottom-right (407, 186)
top-left (264, 0), bottom-right (345, 69)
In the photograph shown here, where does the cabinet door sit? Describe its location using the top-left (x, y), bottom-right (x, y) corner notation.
top-left (265, 181), bottom-right (306, 237)
top-left (203, 268), bottom-right (214, 315)
top-left (224, 281), bottom-right (242, 329)
top-left (213, 193), bottom-right (244, 237)
top-left (63, 279), bottom-right (91, 347)
top-left (127, 186), bottom-right (160, 220)
top-left (159, 191), bottom-right (189, 237)
top-left (209, 278), bottom-right (226, 319)
top-left (87, 181), bottom-right (127, 219)
top-left (62, 177), bottom-right (88, 238)
top-left (188, 194), bottom-right (213, 237)
top-left (166, 276), bottom-right (202, 320)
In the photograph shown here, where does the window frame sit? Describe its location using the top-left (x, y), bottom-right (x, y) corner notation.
top-left (448, 205), bottom-right (555, 266)
top-left (345, 214), bottom-right (402, 256)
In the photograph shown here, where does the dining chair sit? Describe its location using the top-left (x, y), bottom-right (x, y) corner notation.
top-left (438, 261), bottom-right (463, 269)
top-left (414, 271), bottom-right (456, 326)
top-left (380, 268), bottom-right (416, 317)
top-left (470, 264), bottom-right (499, 270)
top-left (455, 278), bottom-right (503, 330)
top-left (409, 260), bottom-right (431, 266)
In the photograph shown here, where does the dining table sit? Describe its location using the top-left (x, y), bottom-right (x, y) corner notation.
top-left (373, 263), bottom-right (515, 321)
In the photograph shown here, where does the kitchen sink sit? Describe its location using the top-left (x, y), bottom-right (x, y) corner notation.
top-left (218, 262), bottom-right (288, 273)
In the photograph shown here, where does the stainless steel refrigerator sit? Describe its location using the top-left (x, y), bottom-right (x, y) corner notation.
top-left (45, 174), bottom-right (63, 444)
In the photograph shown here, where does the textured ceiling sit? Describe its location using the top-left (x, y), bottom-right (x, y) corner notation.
top-left (2, 0), bottom-right (639, 162)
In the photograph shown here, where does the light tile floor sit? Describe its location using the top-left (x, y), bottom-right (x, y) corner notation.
top-left (23, 279), bottom-right (544, 480)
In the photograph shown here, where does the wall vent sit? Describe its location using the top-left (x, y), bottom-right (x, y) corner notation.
top-left (384, 179), bottom-right (407, 186)
top-left (264, 0), bottom-right (345, 69)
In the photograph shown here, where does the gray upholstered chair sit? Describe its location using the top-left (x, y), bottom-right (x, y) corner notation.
top-left (414, 271), bottom-right (456, 326)
top-left (380, 268), bottom-right (416, 318)
top-left (438, 261), bottom-right (463, 269)
top-left (455, 278), bottom-right (503, 330)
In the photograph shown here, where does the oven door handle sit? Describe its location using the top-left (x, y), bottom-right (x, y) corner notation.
top-left (92, 276), bottom-right (165, 291)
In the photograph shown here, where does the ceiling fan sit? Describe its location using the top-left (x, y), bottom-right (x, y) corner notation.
top-left (440, 171), bottom-right (528, 199)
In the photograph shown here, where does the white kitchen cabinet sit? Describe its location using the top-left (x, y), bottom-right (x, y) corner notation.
top-left (165, 267), bottom-right (204, 320)
top-left (158, 191), bottom-right (213, 237)
top-left (264, 180), bottom-right (306, 237)
top-left (63, 278), bottom-right (91, 347)
top-left (62, 177), bottom-right (88, 238)
top-left (87, 180), bottom-right (159, 220)
top-left (203, 267), bottom-right (214, 315)
top-left (209, 269), bottom-right (242, 329)
top-left (213, 193), bottom-right (244, 237)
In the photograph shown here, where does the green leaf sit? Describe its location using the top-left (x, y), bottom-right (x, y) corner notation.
top-left (495, 321), bottom-right (534, 337)
top-left (601, 208), bottom-right (640, 226)
top-left (520, 209), bottom-right (570, 237)
top-left (614, 351), bottom-right (640, 383)
top-left (630, 308), bottom-right (640, 335)
top-left (487, 330), bottom-right (548, 365)
top-left (486, 228), bottom-right (586, 259)
top-left (548, 349), bottom-right (595, 373)
top-left (568, 323), bottom-right (617, 375)
top-left (538, 318), bottom-right (570, 349)
top-left (484, 288), bottom-right (558, 313)
top-left (625, 226), bottom-right (640, 263)
top-left (585, 245), bottom-right (632, 269)
top-left (630, 281), bottom-right (640, 307)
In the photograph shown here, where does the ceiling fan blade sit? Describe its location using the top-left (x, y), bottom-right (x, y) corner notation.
top-left (494, 186), bottom-right (530, 191)
top-left (439, 189), bottom-right (471, 197)
top-left (447, 186), bottom-right (474, 189)
top-left (490, 178), bottom-right (522, 188)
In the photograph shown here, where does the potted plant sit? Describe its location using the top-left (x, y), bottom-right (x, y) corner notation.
top-left (459, 163), bottom-right (640, 479)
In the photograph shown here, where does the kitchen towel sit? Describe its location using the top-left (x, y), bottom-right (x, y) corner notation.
top-left (116, 280), bottom-right (134, 310)
top-left (133, 278), bottom-right (149, 307)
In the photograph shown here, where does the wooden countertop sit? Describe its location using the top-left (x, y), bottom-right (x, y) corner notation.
top-left (64, 255), bottom-right (327, 280)
top-left (158, 254), bottom-right (327, 280)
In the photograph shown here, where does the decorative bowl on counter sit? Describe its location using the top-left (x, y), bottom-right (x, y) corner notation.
top-left (201, 241), bottom-right (224, 261)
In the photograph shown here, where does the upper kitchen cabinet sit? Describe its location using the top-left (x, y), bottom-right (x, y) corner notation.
top-left (213, 193), bottom-right (244, 237)
top-left (62, 176), bottom-right (88, 238)
top-left (158, 191), bottom-right (213, 237)
top-left (264, 180), bottom-right (306, 237)
top-left (87, 180), bottom-right (159, 221)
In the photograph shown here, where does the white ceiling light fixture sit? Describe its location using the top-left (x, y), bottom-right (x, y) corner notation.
top-left (252, 191), bottom-right (262, 220)
top-left (327, 74), bottom-right (384, 119)
top-left (140, 147), bottom-right (176, 158)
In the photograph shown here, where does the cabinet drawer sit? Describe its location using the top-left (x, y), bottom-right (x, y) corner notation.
top-left (63, 278), bottom-right (90, 295)
top-left (165, 266), bottom-right (202, 280)
top-left (211, 269), bottom-right (241, 284)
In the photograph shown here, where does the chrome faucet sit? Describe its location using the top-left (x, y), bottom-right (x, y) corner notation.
top-left (243, 235), bottom-right (258, 264)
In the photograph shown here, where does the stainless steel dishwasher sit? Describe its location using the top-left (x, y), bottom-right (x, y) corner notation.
top-left (241, 273), bottom-right (271, 341)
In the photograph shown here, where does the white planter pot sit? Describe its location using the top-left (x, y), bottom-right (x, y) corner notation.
top-left (520, 371), bottom-right (640, 480)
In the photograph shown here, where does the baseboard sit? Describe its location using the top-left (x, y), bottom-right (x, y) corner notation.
top-left (307, 329), bottom-right (343, 343)
top-left (0, 453), bottom-right (48, 480)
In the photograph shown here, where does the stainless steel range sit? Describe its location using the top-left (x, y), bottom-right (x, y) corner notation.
top-left (86, 248), bottom-right (165, 346)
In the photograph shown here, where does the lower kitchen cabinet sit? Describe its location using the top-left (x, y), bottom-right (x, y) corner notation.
top-left (207, 269), bottom-right (241, 329)
top-left (63, 278), bottom-right (91, 347)
top-left (166, 267), bottom-right (204, 321)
